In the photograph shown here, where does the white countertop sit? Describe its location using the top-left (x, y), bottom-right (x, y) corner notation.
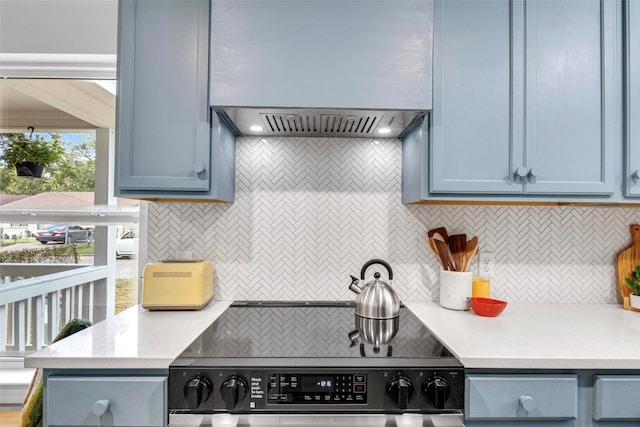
top-left (25, 300), bottom-right (640, 371)
top-left (24, 300), bottom-right (232, 370)
top-left (404, 301), bottom-right (640, 370)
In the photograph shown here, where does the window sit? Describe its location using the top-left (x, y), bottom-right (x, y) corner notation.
top-left (0, 79), bottom-right (142, 358)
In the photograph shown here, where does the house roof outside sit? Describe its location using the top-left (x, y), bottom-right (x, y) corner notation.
top-left (0, 193), bottom-right (29, 206)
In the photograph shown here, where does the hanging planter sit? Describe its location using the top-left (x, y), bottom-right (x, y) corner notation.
top-left (0, 127), bottom-right (64, 178)
top-left (15, 161), bottom-right (45, 178)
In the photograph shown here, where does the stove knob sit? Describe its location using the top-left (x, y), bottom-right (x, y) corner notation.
top-left (221, 376), bottom-right (248, 410)
top-left (386, 375), bottom-right (414, 409)
top-left (184, 377), bottom-right (212, 410)
top-left (423, 376), bottom-right (450, 409)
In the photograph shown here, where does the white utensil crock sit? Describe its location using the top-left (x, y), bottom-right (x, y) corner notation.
top-left (439, 269), bottom-right (472, 310)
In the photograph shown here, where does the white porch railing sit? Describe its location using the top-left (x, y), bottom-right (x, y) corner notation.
top-left (0, 263), bottom-right (108, 354)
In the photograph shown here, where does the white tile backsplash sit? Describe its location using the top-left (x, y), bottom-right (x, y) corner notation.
top-left (148, 136), bottom-right (640, 304)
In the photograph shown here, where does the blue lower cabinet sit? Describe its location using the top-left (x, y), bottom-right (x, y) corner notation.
top-left (593, 376), bottom-right (640, 421)
top-left (465, 374), bottom-right (578, 425)
top-left (45, 374), bottom-right (167, 426)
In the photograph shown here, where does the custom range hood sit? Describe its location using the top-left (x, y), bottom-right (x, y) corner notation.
top-left (209, 0), bottom-right (433, 139)
top-left (216, 108), bottom-right (426, 139)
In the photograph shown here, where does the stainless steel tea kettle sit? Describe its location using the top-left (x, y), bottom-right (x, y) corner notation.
top-left (349, 259), bottom-right (400, 319)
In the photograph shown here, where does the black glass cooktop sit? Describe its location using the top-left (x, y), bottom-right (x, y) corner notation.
top-left (174, 302), bottom-right (458, 365)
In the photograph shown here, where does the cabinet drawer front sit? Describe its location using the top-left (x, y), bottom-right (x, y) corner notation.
top-left (465, 375), bottom-right (577, 420)
top-left (46, 376), bottom-right (166, 426)
top-left (594, 376), bottom-right (640, 420)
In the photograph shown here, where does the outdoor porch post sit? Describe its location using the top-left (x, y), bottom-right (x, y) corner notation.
top-left (92, 128), bottom-right (116, 321)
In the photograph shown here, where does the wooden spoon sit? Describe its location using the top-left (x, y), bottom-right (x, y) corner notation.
top-left (428, 235), bottom-right (442, 264)
top-left (428, 227), bottom-right (449, 244)
top-left (448, 234), bottom-right (467, 271)
top-left (462, 236), bottom-right (479, 272)
top-left (432, 233), bottom-right (453, 271)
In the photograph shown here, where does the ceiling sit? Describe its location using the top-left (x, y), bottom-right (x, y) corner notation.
top-left (0, 79), bottom-right (116, 132)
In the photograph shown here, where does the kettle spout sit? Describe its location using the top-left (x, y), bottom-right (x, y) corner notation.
top-left (349, 275), bottom-right (362, 294)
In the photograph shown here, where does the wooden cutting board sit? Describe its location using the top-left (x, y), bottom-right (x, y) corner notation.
top-left (615, 224), bottom-right (640, 300)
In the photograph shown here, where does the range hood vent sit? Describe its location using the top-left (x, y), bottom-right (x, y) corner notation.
top-left (218, 108), bottom-right (425, 139)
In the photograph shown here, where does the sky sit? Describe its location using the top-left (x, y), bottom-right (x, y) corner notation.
top-left (36, 132), bottom-right (95, 149)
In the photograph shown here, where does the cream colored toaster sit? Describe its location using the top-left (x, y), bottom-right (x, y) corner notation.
top-left (142, 260), bottom-right (214, 310)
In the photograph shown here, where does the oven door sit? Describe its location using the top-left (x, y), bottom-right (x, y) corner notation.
top-left (170, 413), bottom-right (464, 427)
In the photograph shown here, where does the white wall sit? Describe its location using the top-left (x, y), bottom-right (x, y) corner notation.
top-left (0, 0), bottom-right (117, 55)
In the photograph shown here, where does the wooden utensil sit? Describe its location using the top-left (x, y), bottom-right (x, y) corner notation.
top-left (428, 235), bottom-right (442, 265)
top-left (432, 233), bottom-right (453, 271)
top-left (448, 234), bottom-right (467, 271)
top-left (428, 227), bottom-right (449, 244)
top-left (462, 236), bottom-right (479, 272)
top-left (615, 224), bottom-right (640, 311)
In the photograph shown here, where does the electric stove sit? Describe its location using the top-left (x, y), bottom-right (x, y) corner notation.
top-left (168, 301), bottom-right (463, 416)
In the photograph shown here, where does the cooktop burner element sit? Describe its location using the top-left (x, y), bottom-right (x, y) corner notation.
top-left (169, 302), bottom-right (463, 415)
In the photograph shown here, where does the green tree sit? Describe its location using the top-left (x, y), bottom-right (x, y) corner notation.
top-left (0, 133), bottom-right (95, 195)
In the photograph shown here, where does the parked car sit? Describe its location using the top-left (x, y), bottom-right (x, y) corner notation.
top-left (116, 229), bottom-right (138, 258)
top-left (35, 225), bottom-right (91, 244)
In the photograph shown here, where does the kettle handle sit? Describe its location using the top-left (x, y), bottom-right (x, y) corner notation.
top-left (360, 259), bottom-right (393, 280)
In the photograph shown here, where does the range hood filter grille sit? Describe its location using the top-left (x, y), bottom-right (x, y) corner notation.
top-left (260, 113), bottom-right (383, 137)
top-left (217, 108), bottom-right (424, 138)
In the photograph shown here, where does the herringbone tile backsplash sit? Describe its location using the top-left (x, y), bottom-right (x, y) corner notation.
top-left (148, 136), bottom-right (640, 304)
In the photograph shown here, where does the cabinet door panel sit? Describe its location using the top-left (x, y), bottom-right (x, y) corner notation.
top-left (524, 0), bottom-right (615, 195)
top-left (430, 0), bottom-right (520, 194)
top-left (116, 0), bottom-right (210, 192)
top-left (626, 0), bottom-right (640, 196)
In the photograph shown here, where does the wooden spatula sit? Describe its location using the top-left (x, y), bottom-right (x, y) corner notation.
top-left (448, 234), bottom-right (467, 271)
top-left (462, 236), bottom-right (479, 272)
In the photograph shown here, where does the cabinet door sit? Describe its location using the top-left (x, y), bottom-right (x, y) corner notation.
top-left (430, 0), bottom-right (522, 194)
top-left (625, 0), bottom-right (640, 196)
top-left (523, 0), bottom-right (615, 195)
top-left (116, 0), bottom-right (211, 192)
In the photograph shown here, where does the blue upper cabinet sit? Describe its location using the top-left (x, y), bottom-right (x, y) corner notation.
top-left (116, 0), bottom-right (235, 201)
top-left (209, 1), bottom-right (433, 111)
top-left (422, 0), bottom-right (617, 200)
top-left (522, 0), bottom-right (616, 195)
top-left (625, 0), bottom-right (640, 197)
top-left (430, 0), bottom-right (518, 194)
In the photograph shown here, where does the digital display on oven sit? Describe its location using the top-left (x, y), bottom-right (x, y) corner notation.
top-left (300, 376), bottom-right (335, 392)
top-left (268, 374), bottom-right (367, 404)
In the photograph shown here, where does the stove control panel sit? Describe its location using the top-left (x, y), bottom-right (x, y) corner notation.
top-left (169, 368), bottom-right (463, 414)
top-left (267, 374), bottom-right (367, 404)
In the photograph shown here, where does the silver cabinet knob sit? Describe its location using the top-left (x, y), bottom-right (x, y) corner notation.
top-left (632, 170), bottom-right (640, 184)
top-left (515, 166), bottom-right (529, 178)
top-left (92, 399), bottom-right (110, 416)
top-left (193, 161), bottom-right (206, 174)
top-left (519, 395), bottom-right (536, 412)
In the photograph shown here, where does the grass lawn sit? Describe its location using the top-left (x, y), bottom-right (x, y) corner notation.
top-left (75, 243), bottom-right (95, 255)
top-left (116, 278), bottom-right (138, 314)
top-left (1, 237), bottom-right (37, 246)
